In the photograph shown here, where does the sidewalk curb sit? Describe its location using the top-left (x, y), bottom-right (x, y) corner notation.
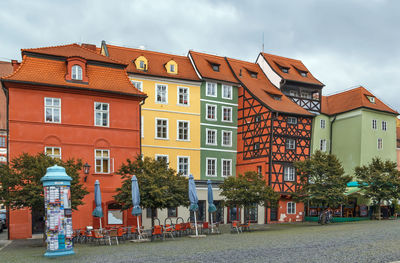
top-left (0, 240), bottom-right (12, 251)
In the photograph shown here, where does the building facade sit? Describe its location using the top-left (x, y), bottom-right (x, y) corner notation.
top-left (1, 44), bottom-right (145, 239)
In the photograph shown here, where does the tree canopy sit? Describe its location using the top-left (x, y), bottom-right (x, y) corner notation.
top-left (0, 153), bottom-right (88, 211)
top-left (114, 156), bottom-right (189, 224)
top-left (293, 151), bottom-right (351, 208)
top-left (219, 171), bottom-right (279, 210)
top-left (355, 158), bottom-right (400, 208)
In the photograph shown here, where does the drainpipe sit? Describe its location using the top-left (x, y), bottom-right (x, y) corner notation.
top-left (329, 115), bottom-right (337, 154)
top-left (1, 80), bottom-right (9, 240)
top-left (139, 99), bottom-right (145, 156)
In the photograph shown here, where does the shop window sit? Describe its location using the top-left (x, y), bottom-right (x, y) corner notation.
top-left (190, 200), bottom-right (206, 222)
top-left (244, 205), bottom-right (258, 223)
top-left (228, 206), bottom-right (240, 223)
top-left (146, 208), bottom-right (157, 219)
top-left (167, 207), bottom-right (177, 217)
top-left (108, 203), bottom-right (123, 225)
top-left (209, 200), bottom-right (224, 224)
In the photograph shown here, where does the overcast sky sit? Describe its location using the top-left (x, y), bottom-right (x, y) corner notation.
top-left (1, 0), bottom-right (399, 112)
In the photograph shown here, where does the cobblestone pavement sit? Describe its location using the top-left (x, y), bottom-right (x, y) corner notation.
top-left (2, 220), bottom-right (400, 262)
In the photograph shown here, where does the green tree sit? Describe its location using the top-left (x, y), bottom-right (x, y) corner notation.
top-left (293, 151), bottom-right (351, 208)
top-left (219, 171), bottom-right (280, 222)
top-left (355, 158), bottom-right (400, 219)
top-left (114, 156), bottom-right (189, 229)
top-left (0, 153), bottom-right (88, 230)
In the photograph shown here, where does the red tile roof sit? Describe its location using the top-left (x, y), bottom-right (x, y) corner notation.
top-left (2, 46), bottom-right (145, 97)
top-left (105, 44), bottom-right (200, 82)
top-left (189, 51), bottom-right (239, 84)
top-left (22, 44), bottom-right (125, 65)
top-left (260, 53), bottom-right (324, 86)
top-left (226, 57), bottom-right (313, 116)
top-left (321, 86), bottom-right (398, 115)
top-left (0, 61), bottom-right (13, 77)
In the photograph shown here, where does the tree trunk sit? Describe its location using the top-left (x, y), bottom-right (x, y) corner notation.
top-left (378, 200), bottom-right (382, 220)
top-left (151, 208), bottom-right (156, 241)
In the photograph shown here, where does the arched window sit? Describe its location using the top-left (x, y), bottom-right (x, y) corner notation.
top-left (71, 65), bottom-right (82, 80)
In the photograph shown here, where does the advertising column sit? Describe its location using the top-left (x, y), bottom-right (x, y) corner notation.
top-left (40, 165), bottom-right (75, 257)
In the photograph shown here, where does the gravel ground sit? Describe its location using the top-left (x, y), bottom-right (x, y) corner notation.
top-left (2, 220), bottom-right (400, 263)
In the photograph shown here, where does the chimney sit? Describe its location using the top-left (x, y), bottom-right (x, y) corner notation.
top-left (11, 60), bottom-right (20, 72)
top-left (81, 43), bottom-right (97, 51)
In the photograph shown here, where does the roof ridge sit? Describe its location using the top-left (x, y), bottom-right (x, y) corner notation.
top-left (22, 43), bottom-right (78, 52)
top-left (107, 44), bottom-right (187, 59)
top-left (1, 55), bottom-right (27, 80)
top-left (262, 52), bottom-right (303, 63)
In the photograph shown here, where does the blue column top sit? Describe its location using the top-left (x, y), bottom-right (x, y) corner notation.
top-left (41, 165), bottom-right (72, 187)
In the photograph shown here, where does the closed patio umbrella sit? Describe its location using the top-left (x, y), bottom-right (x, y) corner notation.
top-left (131, 175), bottom-right (143, 239)
top-left (188, 174), bottom-right (199, 236)
top-left (92, 180), bottom-right (103, 230)
top-left (207, 180), bottom-right (217, 233)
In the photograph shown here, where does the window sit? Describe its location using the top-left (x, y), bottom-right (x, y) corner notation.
top-left (146, 208), bottom-right (157, 219)
top-left (372, 119), bottom-right (377, 130)
top-left (155, 154), bottom-right (169, 164)
top-left (284, 166), bottom-right (295, 181)
top-left (156, 84), bottom-right (168, 104)
top-left (170, 64), bottom-right (175, 72)
top-left (257, 166), bottom-right (262, 176)
top-left (131, 80), bottom-right (143, 91)
top-left (378, 138), bottom-right (383, 150)
top-left (254, 142), bottom-right (260, 150)
top-left (300, 92), bottom-right (312, 99)
top-left (156, 118), bottom-right (168, 139)
top-left (222, 85), bottom-right (232, 99)
top-left (206, 104), bottom-right (217, 120)
top-left (222, 130), bottom-right (232, 147)
top-left (107, 203), bottom-right (123, 225)
top-left (206, 128), bottom-right (217, 145)
top-left (222, 159), bottom-right (232, 177)
top-left (289, 90), bottom-right (298, 97)
top-left (45, 97), bottom-right (61, 123)
top-left (139, 60), bottom-right (145, 69)
top-left (320, 139), bottom-right (327, 152)
top-left (177, 156), bottom-right (189, 176)
top-left (281, 67), bottom-right (289, 73)
top-left (45, 147), bottom-right (61, 159)
top-left (71, 65), bottom-right (82, 80)
top-left (211, 64), bottom-right (220, 72)
top-left (287, 202), bottom-right (296, 214)
top-left (320, 119), bottom-right (326, 129)
top-left (287, 117), bottom-right (297, 125)
top-left (244, 205), bottom-right (258, 223)
top-left (206, 158), bottom-right (217, 177)
top-left (249, 71), bottom-right (258, 78)
top-left (222, 107), bottom-right (232, 122)
top-left (0, 137), bottom-right (5, 147)
top-left (286, 139), bottom-right (296, 150)
top-left (300, 71), bottom-right (307, 77)
top-left (367, 95), bottom-right (375, 104)
top-left (178, 87), bottom-right (189, 105)
top-left (177, 121), bottom-right (189, 141)
top-left (206, 82), bottom-right (217, 97)
top-left (382, 121), bottom-right (387, 131)
top-left (94, 102), bottom-right (109, 127)
top-left (167, 207), bottom-right (177, 217)
top-left (95, 149), bottom-right (110, 173)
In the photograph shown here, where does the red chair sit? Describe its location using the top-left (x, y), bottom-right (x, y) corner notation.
top-left (231, 221), bottom-right (242, 234)
top-left (93, 229), bottom-right (111, 245)
top-left (202, 222), bottom-right (210, 234)
top-left (116, 227), bottom-right (125, 242)
top-left (240, 221), bottom-right (251, 232)
top-left (152, 225), bottom-right (163, 240)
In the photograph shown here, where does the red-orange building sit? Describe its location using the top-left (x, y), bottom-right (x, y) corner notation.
top-left (1, 44), bottom-right (146, 239)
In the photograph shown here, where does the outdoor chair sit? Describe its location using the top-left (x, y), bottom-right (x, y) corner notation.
top-left (116, 227), bottom-right (126, 242)
top-left (164, 218), bottom-right (175, 239)
top-left (202, 222), bottom-right (210, 234)
top-left (152, 225), bottom-right (163, 240)
top-left (240, 221), bottom-right (251, 232)
top-left (84, 229), bottom-right (94, 243)
top-left (108, 229), bottom-right (120, 245)
top-left (231, 220), bottom-right (242, 234)
top-left (92, 229), bottom-right (111, 245)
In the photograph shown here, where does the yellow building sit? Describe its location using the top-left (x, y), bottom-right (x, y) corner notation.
top-left (101, 43), bottom-right (202, 179)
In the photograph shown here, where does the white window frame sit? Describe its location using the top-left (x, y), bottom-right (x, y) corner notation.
top-left (287, 117), bottom-right (297, 125)
top-left (141, 116), bottom-right (144, 138)
top-left (320, 139), bottom-right (327, 152)
top-left (287, 202), bottom-right (296, 214)
top-left (155, 154), bottom-right (169, 164)
top-left (170, 64), bottom-right (175, 73)
top-left (222, 106), bottom-right (233, 122)
top-left (131, 80), bottom-right (143, 92)
top-left (222, 85), bottom-right (233, 100)
top-left (44, 97), bottom-right (61, 124)
top-left (221, 159), bottom-right (232, 177)
top-left (284, 166), bottom-right (295, 181)
top-left (95, 149), bottom-right (111, 174)
top-left (177, 120), bottom-right (190, 141)
top-left (155, 83), bottom-right (168, 104)
top-left (286, 139), bottom-right (296, 150)
top-left (372, 119), bottom-right (377, 130)
top-left (206, 158), bottom-right (217, 177)
top-left (206, 82), bottom-right (217, 97)
top-left (155, 118), bottom-right (169, 140)
top-left (320, 119), bottom-right (326, 129)
top-left (177, 86), bottom-right (190, 106)
top-left (382, 121), bottom-right (387, 131)
top-left (206, 104), bottom-right (217, 121)
top-left (289, 90), bottom-right (298, 97)
top-left (206, 128), bottom-right (217, 146)
top-left (45, 147), bottom-right (61, 159)
top-left (177, 156), bottom-right (190, 176)
top-left (94, 102), bottom-right (109, 127)
top-left (222, 130), bottom-right (232, 147)
top-left (378, 138), bottom-right (383, 150)
top-left (71, 65), bottom-right (82, 80)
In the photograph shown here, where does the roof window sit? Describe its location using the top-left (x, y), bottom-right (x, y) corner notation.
top-left (71, 65), bottom-right (82, 80)
top-left (366, 95), bottom-right (375, 104)
top-left (165, 59), bottom-right (178, 74)
top-left (300, 71), bottom-right (307, 77)
top-left (211, 63), bottom-right (220, 72)
top-left (281, 67), bottom-right (289, 73)
top-left (135, 55), bottom-right (148, 71)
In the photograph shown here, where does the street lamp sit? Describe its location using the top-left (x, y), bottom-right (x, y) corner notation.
top-left (83, 162), bottom-right (91, 182)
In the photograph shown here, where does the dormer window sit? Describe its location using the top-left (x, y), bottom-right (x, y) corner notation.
top-left (300, 71), bottom-right (307, 77)
top-left (212, 64), bottom-right (220, 72)
top-left (71, 65), bottom-right (82, 80)
top-left (140, 60), bottom-right (145, 68)
top-left (281, 67), bottom-right (289, 73)
top-left (249, 71), bottom-right (258, 78)
top-left (366, 95), bottom-right (375, 104)
top-left (135, 56), bottom-right (148, 71)
top-left (170, 64), bottom-right (175, 72)
top-left (165, 60), bottom-right (178, 74)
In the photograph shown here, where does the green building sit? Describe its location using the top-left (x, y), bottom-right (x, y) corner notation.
top-left (188, 51), bottom-right (239, 180)
top-left (311, 86), bottom-right (398, 176)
